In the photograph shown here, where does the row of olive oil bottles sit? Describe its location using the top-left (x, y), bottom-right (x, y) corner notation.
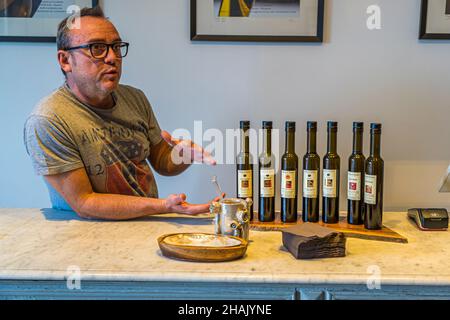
top-left (236, 120), bottom-right (384, 230)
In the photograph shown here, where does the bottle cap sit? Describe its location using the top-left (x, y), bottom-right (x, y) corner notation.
top-left (307, 121), bottom-right (317, 130)
top-left (371, 123), bottom-right (382, 133)
top-left (240, 121), bottom-right (250, 129)
top-left (353, 122), bottom-right (364, 130)
top-left (327, 121), bottom-right (338, 130)
top-left (285, 121), bottom-right (296, 130)
top-left (262, 121), bottom-right (273, 129)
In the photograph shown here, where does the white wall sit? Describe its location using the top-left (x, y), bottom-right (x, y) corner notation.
top-left (1, 0), bottom-right (449, 211)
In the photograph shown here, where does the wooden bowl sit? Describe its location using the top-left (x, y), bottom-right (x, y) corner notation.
top-left (158, 233), bottom-right (248, 262)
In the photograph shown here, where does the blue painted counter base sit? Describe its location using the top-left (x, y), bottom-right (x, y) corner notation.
top-left (1, 281), bottom-right (450, 300)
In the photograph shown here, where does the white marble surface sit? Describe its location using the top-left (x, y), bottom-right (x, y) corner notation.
top-left (0, 208), bottom-right (449, 286)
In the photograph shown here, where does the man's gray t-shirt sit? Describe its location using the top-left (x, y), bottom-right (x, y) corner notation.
top-left (24, 83), bottom-right (163, 205)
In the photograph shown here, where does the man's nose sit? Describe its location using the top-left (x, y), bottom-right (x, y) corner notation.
top-left (104, 47), bottom-right (120, 64)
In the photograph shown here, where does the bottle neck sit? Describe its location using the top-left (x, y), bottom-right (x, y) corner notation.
top-left (370, 132), bottom-right (381, 157)
top-left (263, 129), bottom-right (272, 154)
top-left (307, 129), bottom-right (317, 153)
top-left (327, 129), bottom-right (337, 153)
top-left (240, 128), bottom-right (249, 154)
top-left (285, 129), bottom-right (295, 153)
top-left (352, 129), bottom-right (363, 154)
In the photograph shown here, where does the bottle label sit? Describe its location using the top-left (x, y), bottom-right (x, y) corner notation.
top-left (260, 169), bottom-right (275, 197)
top-left (347, 171), bottom-right (361, 201)
top-left (281, 170), bottom-right (297, 199)
top-left (323, 169), bottom-right (337, 198)
top-left (238, 170), bottom-right (253, 198)
top-left (365, 174), bottom-right (377, 205)
top-left (303, 170), bottom-right (318, 198)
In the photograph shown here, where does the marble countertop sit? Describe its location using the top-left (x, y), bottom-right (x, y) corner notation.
top-left (0, 208), bottom-right (449, 286)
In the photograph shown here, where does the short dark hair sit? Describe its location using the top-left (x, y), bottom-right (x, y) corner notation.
top-left (57, 6), bottom-right (106, 76)
top-left (57, 6), bottom-right (105, 50)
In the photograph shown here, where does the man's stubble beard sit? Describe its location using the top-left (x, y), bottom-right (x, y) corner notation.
top-left (69, 56), bottom-right (121, 101)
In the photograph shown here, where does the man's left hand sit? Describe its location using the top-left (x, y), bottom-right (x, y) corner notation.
top-left (165, 193), bottom-right (225, 215)
top-left (161, 130), bottom-right (217, 166)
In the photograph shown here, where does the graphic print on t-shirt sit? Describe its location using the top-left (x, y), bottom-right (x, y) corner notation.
top-left (100, 140), bottom-right (153, 197)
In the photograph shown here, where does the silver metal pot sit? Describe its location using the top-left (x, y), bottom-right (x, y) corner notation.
top-left (210, 198), bottom-right (253, 241)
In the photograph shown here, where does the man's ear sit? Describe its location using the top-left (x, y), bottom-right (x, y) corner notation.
top-left (57, 50), bottom-right (72, 74)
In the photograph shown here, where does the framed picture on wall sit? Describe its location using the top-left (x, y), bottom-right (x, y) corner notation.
top-left (191, 0), bottom-right (325, 42)
top-left (0, 0), bottom-right (98, 42)
top-left (419, 0), bottom-right (450, 39)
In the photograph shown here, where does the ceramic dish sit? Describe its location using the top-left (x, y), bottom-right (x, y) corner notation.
top-left (157, 233), bottom-right (248, 262)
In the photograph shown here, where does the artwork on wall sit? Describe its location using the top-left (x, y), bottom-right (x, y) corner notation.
top-left (191, 0), bottom-right (324, 42)
top-left (0, 0), bottom-right (98, 42)
top-left (420, 0), bottom-right (450, 39)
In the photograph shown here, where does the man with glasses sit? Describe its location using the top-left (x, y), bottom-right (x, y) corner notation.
top-left (24, 6), bottom-right (220, 220)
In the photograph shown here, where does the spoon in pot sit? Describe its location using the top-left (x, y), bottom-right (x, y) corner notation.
top-left (211, 175), bottom-right (224, 200)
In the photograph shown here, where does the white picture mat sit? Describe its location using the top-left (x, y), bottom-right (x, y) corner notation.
top-left (439, 165), bottom-right (450, 192)
top-left (197, 0), bottom-right (319, 36)
top-left (426, 0), bottom-right (450, 34)
top-left (0, 0), bottom-right (93, 37)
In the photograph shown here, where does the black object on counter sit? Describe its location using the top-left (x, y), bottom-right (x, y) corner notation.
top-left (237, 120), bottom-right (254, 219)
top-left (322, 121), bottom-right (340, 224)
top-left (348, 122), bottom-right (365, 225)
top-left (258, 121), bottom-right (276, 222)
top-left (408, 208), bottom-right (449, 231)
top-left (281, 121), bottom-right (299, 223)
top-left (364, 123), bottom-right (384, 230)
top-left (281, 223), bottom-right (346, 260)
top-left (302, 121), bottom-right (320, 223)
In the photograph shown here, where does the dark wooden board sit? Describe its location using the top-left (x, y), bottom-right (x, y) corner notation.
top-left (250, 214), bottom-right (408, 244)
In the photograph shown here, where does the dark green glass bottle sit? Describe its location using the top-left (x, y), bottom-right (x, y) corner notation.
top-left (347, 122), bottom-right (365, 225)
top-left (236, 121), bottom-right (254, 220)
top-left (281, 121), bottom-right (298, 223)
top-left (258, 121), bottom-right (275, 222)
top-left (302, 121), bottom-right (320, 222)
top-left (364, 123), bottom-right (384, 230)
top-left (322, 121), bottom-right (340, 224)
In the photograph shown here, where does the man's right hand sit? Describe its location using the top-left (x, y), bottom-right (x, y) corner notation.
top-left (165, 193), bottom-right (224, 215)
top-left (45, 167), bottom-right (225, 220)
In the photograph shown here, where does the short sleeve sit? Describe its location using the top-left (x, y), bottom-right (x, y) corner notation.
top-left (24, 116), bottom-right (84, 176)
top-left (136, 89), bottom-right (163, 147)
top-left (147, 103), bottom-right (163, 146)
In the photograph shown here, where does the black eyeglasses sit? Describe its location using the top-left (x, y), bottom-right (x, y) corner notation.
top-left (65, 42), bottom-right (129, 59)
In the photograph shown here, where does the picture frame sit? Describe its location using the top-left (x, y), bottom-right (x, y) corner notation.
top-left (191, 0), bottom-right (324, 42)
top-left (419, 0), bottom-right (450, 39)
top-left (0, 0), bottom-right (99, 42)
